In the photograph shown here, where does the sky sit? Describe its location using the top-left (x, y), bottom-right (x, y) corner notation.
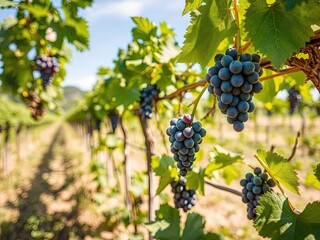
top-left (0, 0), bottom-right (190, 91)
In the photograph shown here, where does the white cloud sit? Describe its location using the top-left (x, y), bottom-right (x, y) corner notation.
top-left (84, 0), bottom-right (153, 22)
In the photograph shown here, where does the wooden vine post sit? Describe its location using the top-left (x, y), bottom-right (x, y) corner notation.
top-left (138, 112), bottom-right (156, 240)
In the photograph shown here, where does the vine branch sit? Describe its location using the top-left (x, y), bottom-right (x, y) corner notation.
top-left (205, 180), bottom-right (242, 197)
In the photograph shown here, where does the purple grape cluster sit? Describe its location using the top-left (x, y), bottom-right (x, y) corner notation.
top-left (205, 48), bottom-right (263, 132)
top-left (288, 88), bottom-right (301, 115)
top-left (166, 114), bottom-right (206, 176)
top-left (171, 177), bottom-right (196, 212)
top-left (35, 55), bottom-right (60, 88)
top-left (240, 167), bottom-right (276, 220)
top-left (139, 85), bottom-right (159, 119)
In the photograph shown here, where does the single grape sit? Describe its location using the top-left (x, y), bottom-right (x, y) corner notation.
top-left (221, 92), bottom-right (234, 105)
top-left (210, 75), bottom-right (221, 88)
top-left (214, 53), bottom-right (224, 63)
top-left (254, 167), bottom-right (262, 175)
top-left (246, 72), bottom-right (259, 84)
top-left (252, 81), bottom-right (263, 93)
top-left (225, 48), bottom-right (238, 59)
top-left (221, 55), bottom-right (234, 67)
top-left (252, 177), bottom-right (263, 186)
top-left (221, 81), bottom-right (233, 93)
top-left (230, 74), bottom-right (244, 87)
top-left (251, 53), bottom-right (261, 63)
top-left (183, 127), bottom-right (194, 138)
top-left (184, 138), bottom-right (194, 148)
top-left (218, 68), bottom-right (231, 81)
top-left (237, 101), bottom-right (250, 113)
top-left (240, 53), bottom-right (252, 62)
top-left (237, 112), bottom-right (249, 122)
top-left (242, 61), bottom-right (255, 75)
top-left (191, 122), bottom-right (202, 132)
top-left (208, 66), bottom-right (220, 77)
top-left (227, 106), bottom-right (239, 118)
top-left (241, 81), bottom-right (253, 93)
top-left (248, 101), bottom-right (255, 113)
top-left (233, 120), bottom-right (244, 132)
top-left (229, 60), bottom-right (243, 74)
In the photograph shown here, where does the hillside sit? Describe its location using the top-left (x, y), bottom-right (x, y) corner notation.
top-left (61, 86), bottom-right (85, 112)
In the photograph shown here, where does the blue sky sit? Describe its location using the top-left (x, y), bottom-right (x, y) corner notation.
top-left (0, 0), bottom-right (190, 91)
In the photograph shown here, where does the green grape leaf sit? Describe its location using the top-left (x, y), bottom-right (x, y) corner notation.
top-left (19, 3), bottom-right (49, 17)
top-left (256, 149), bottom-right (299, 194)
top-left (0, 0), bottom-right (16, 8)
top-left (182, 0), bottom-right (204, 15)
top-left (155, 37), bottom-right (180, 63)
top-left (305, 173), bottom-right (320, 190)
top-left (178, 0), bottom-right (237, 67)
top-left (244, 0), bottom-right (318, 69)
top-left (145, 204), bottom-right (181, 240)
top-left (254, 192), bottom-right (320, 240)
top-left (205, 145), bottom-right (243, 176)
top-left (152, 155), bottom-right (177, 195)
top-left (181, 213), bottom-right (205, 240)
top-left (281, 0), bottom-right (308, 10)
top-left (131, 17), bottom-right (157, 41)
top-left (221, 165), bottom-right (241, 185)
top-left (315, 164), bottom-right (320, 182)
top-left (186, 168), bottom-right (205, 195)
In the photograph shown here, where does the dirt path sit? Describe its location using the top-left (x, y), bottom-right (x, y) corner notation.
top-left (0, 125), bottom-right (96, 240)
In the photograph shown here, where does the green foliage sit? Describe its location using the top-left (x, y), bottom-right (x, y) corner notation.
top-left (152, 155), bottom-right (178, 195)
top-left (146, 204), bottom-right (223, 240)
top-left (255, 149), bottom-right (300, 194)
top-left (255, 192), bottom-right (320, 240)
top-left (315, 164), bottom-right (320, 182)
top-left (179, 0), bottom-right (237, 67)
top-left (205, 145), bottom-right (243, 176)
top-left (186, 168), bottom-right (205, 195)
top-left (182, 0), bottom-right (204, 15)
top-left (244, 0), bottom-right (320, 69)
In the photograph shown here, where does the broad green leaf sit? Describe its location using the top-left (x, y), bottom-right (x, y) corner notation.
top-left (186, 168), bottom-right (205, 195)
top-left (182, 0), bottom-right (204, 15)
top-left (244, 0), bottom-right (318, 69)
top-left (205, 145), bottom-right (243, 176)
top-left (0, 0), bottom-right (16, 8)
top-left (221, 165), bottom-right (241, 185)
top-left (256, 149), bottom-right (299, 194)
top-left (151, 155), bottom-right (175, 176)
top-left (131, 17), bottom-right (157, 41)
top-left (152, 155), bottom-right (178, 195)
top-left (155, 37), bottom-right (180, 63)
top-left (255, 192), bottom-right (320, 240)
top-left (178, 0), bottom-right (237, 67)
top-left (145, 204), bottom-right (181, 240)
top-left (315, 164), bottom-right (320, 182)
top-left (181, 213), bottom-right (205, 240)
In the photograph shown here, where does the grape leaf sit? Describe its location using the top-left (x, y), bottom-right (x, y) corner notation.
top-left (256, 149), bottom-right (299, 194)
top-left (182, 0), bottom-right (204, 15)
top-left (181, 213), bottom-right (205, 240)
top-left (315, 164), bottom-right (320, 182)
top-left (151, 155), bottom-right (178, 195)
top-left (255, 77), bottom-right (277, 104)
top-left (202, 233), bottom-right (224, 240)
top-left (255, 192), bottom-right (320, 240)
top-left (131, 17), bottom-right (157, 41)
top-left (145, 204), bottom-right (181, 240)
top-left (178, 0), bottom-right (237, 67)
top-left (205, 145), bottom-right (243, 176)
top-left (20, 3), bottom-right (50, 18)
top-left (186, 168), bottom-right (205, 195)
top-left (244, 0), bottom-right (318, 69)
top-left (221, 165), bottom-right (241, 185)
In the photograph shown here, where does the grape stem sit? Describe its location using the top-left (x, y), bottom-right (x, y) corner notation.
top-left (189, 83), bottom-right (209, 121)
top-left (205, 180), bottom-right (242, 197)
top-left (233, 0), bottom-right (241, 52)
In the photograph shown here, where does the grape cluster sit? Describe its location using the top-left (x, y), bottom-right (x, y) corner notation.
top-left (166, 114), bottom-right (206, 176)
top-left (288, 88), bottom-right (301, 115)
top-left (171, 177), bottom-right (196, 212)
top-left (205, 48), bottom-right (263, 132)
top-left (108, 110), bottom-right (119, 133)
top-left (35, 55), bottom-right (60, 88)
top-left (240, 167), bottom-right (276, 220)
top-left (139, 85), bottom-right (159, 119)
